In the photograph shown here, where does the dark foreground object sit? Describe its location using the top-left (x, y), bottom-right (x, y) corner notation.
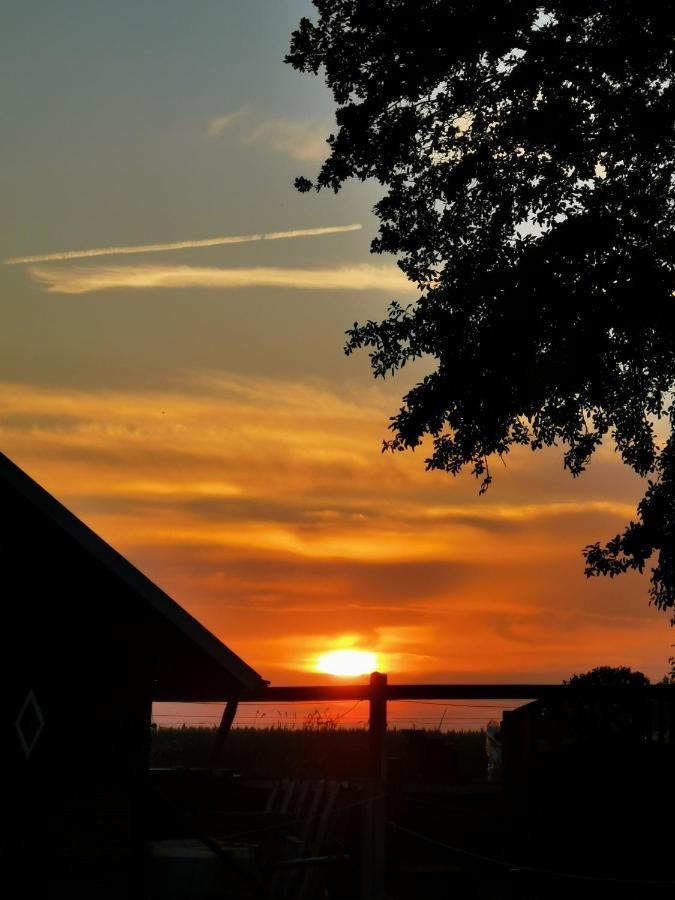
top-left (142, 726), bottom-right (675, 900)
top-left (3, 723), bottom-right (674, 899)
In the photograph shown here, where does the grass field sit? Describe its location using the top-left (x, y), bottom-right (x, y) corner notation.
top-left (150, 725), bottom-right (488, 782)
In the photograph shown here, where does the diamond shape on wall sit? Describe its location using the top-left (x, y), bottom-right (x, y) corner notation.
top-left (15, 689), bottom-right (45, 759)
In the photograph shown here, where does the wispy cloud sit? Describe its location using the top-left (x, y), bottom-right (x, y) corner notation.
top-left (0, 374), bottom-right (642, 565)
top-left (5, 223), bottom-right (362, 265)
top-left (206, 107), bottom-right (330, 161)
top-left (28, 263), bottom-right (411, 295)
top-left (243, 118), bottom-right (331, 162)
top-left (206, 108), bottom-right (248, 137)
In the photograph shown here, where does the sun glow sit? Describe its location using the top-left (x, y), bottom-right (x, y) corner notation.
top-left (315, 649), bottom-right (378, 677)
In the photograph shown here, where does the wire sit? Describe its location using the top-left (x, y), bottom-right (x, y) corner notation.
top-left (153, 719), bottom-right (504, 730)
top-left (404, 700), bottom-right (523, 710)
top-left (152, 711), bottom-right (497, 720)
top-left (158, 700), bottom-right (523, 709)
top-left (167, 700), bottom-right (368, 708)
top-left (333, 700), bottom-right (363, 721)
top-left (408, 794), bottom-right (506, 822)
top-left (386, 820), bottom-right (675, 886)
top-left (152, 713), bottom-right (496, 722)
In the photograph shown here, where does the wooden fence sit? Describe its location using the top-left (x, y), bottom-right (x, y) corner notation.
top-left (194, 676), bottom-right (675, 900)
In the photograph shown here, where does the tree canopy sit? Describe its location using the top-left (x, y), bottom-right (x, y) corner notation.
top-left (563, 665), bottom-right (650, 688)
top-left (286, 2), bottom-right (675, 614)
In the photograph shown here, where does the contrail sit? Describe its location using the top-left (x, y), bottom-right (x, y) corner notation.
top-left (4, 223), bottom-right (363, 265)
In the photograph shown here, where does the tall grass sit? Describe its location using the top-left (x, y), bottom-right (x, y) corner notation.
top-left (150, 726), bottom-right (487, 782)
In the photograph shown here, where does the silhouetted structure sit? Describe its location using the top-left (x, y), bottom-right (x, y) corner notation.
top-left (502, 690), bottom-right (675, 805)
top-left (0, 452), bottom-right (265, 897)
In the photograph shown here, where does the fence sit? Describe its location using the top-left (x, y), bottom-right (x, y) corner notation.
top-left (186, 676), bottom-right (675, 900)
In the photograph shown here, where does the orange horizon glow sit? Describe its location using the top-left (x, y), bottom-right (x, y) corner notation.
top-left (0, 375), bottom-right (672, 685)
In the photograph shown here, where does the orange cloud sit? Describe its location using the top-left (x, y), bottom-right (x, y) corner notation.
top-left (0, 374), bottom-right (670, 685)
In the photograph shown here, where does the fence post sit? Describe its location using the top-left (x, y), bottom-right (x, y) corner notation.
top-left (363, 671), bottom-right (387, 900)
top-left (209, 698), bottom-right (239, 768)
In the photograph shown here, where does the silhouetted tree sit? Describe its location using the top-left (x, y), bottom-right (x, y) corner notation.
top-left (564, 666), bottom-right (650, 737)
top-left (287, 3), bottom-right (675, 613)
top-left (563, 665), bottom-right (650, 688)
top-left (659, 653), bottom-right (675, 684)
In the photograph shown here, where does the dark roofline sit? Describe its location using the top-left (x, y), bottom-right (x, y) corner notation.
top-left (0, 452), bottom-right (266, 691)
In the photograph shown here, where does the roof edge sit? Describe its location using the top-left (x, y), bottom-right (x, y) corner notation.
top-left (0, 452), bottom-right (267, 691)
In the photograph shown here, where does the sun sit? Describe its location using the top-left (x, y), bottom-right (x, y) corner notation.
top-left (315, 649), bottom-right (378, 677)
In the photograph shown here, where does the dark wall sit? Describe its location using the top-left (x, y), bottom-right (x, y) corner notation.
top-left (0, 478), bottom-right (153, 896)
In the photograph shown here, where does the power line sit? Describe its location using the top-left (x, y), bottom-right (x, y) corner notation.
top-left (157, 700), bottom-right (523, 709)
top-left (152, 714), bottom-right (494, 723)
top-left (333, 700), bottom-right (363, 720)
top-left (405, 700), bottom-right (522, 710)
top-left (153, 713), bottom-right (494, 719)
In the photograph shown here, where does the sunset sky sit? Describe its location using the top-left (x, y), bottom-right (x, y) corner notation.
top-left (2, 1), bottom-right (672, 705)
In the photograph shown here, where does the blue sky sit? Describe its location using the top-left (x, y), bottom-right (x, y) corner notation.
top-left (1, 0), bottom-right (391, 387)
